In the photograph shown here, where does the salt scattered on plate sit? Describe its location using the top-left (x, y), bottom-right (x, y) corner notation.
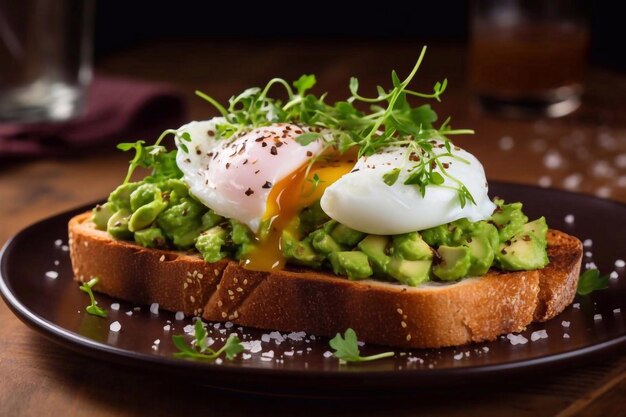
top-left (594, 314), bottom-right (602, 321)
top-left (45, 271), bottom-right (58, 279)
top-left (54, 239), bottom-right (63, 247)
top-left (610, 271), bottom-right (619, 280)
top-left (163, 324), bottom-right (171, 331)
top-left (110, 303), bottom-right (120, 311)
top-left (613, 308), bottom-right (621, 314)
top-left (506, 333), bottom-right (528, 345)
top-left (563, 333), bottom-right (570, 339)
top-left (109, 321), bottom-right (121, 332)
top-left (322, 351), bottom-right (333, 358)
top-left (561, 321), bottom-right (570, 328)
top-left (453, 353), bottom-right (464, 360)
top-left (615, 259), bottom-right (625, 268)
top-left (564, 214), bottom-right (575, 224)
top-left (583, 239), bottom-right (593, 248)
top-left (150, 303), bottom-right (159, 315)
top-left (530, 330), bottom-right (548, 341)
top-left (175, 311), bottom-right (184, 321)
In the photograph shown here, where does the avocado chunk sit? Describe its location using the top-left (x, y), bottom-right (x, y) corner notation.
top-left (299, 200), bottom-right (331, 235)
top-left (328, 251), bottom-right (373, 280)
top-left (421, 223), bottom-right (452, 247)
top-left (330, 223), bottom-right (365, 246)
top-left (195, 226), bottom-right (228, 262)
top-left (134, 227), bottom-right (166, 248)
top-left (108, 182), bottom-right (141, 211)
top-left (496, 233), bottom-right (549, 271)
top-left (466, 235), bottom-right (494, 276)
top-left (358, 235), bottom-right (391, 274)
top-left (157, 197), bottom-right (206, 248)
top-left (201, 210), bottom-right (224, 230)
top-left (107, 209), bottom-right (133, 240)
top-left (92, 202), bottom-right (116, 230)
top-left (387, 256), bottom-right (431, 286)
top-left (520, 217), bottom-right (548, 244)
top-left (129, 199), bottom-right (167, 232)
top-left (310, 229), bottom-right (343, 255)
top-left (130, 183), bottom-right (162, 212)
top-left (392, 232), bottom-right (433, 261)
top-left (229, 219), bottom-right (254, 259)
top-left (281, 230), bottom-right (323, 268)
top-left (490, 199), bottom-right (528, 242)
top-left (433, 245), bottom-right (472, 281)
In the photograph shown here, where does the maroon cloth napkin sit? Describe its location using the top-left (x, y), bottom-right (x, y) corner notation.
top-left (0, 74), bottom-right (187, 160)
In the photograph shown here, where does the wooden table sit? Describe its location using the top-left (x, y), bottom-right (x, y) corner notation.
top-left (1, 41), bottom-right (626, 416)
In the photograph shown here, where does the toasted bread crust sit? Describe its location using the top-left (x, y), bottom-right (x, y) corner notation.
top-left (69, 212), bottom-right (583, 348)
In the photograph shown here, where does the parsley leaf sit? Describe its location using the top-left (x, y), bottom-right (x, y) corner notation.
top-left (172, 320), bottom-right (244, 361)
top-left (329, 328), bottom-right (394, 364)
top-left (383, 168), bottom-right (401, 186)
top-left (79, 277), bottom-right (107, 318)
top-left (577, 269), bottom-right (609, 295)
top-left (293, 74), bottom-right (316, 95)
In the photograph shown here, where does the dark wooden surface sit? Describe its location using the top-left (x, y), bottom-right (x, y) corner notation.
top-left (2, 41), bottom-right (626, 416)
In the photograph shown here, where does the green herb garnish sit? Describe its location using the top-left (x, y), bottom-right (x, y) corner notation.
top-left (79, 277), bottom-right (108, 318)
top-left (172, 319), bottom-right (244, 361)
top-left (329, 328), bottom-right (394, 364)
top-left (193, 45), bottom-right (475, 207)
top-left (577, 268), bottom-right (609, 295)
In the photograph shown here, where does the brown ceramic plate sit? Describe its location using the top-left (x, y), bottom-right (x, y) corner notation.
top-left (1, 182), bottom-right (626, 395)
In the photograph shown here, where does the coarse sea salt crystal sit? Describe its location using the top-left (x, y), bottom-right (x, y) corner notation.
top-left (499, 136), bottom-right (514, 151)
top-left (287, 331), bottom-right (306, 341)
top-left (260, 357), bottom-right (272, 362)
top-left (54, 239), bottom-right (63, 247)
top-left (482, 347), bottom-right (489, 353)
top-left (563, 333), bottom-right (570, 339)
top-left (583, 239), bottom-right (593, 248)
top-left (564, 214), bottom-right (575, 224)
top-left (538, 176), bottom-right (552, 188)
top-left (268, 331), bottom-right (285, 343)
top-left (175, 311), bottom-right (185, 321)
top-left (284, 351), bottom-right (295, 357)
top-left (261, 334), bottom-right (271, 343)
top-left (125, 311), bottom-right (133, 316)
top-left (594, 314), bottom-right (602, 321)
top-left (323, 351), bottom-right (333, 358)
top-left (45, 271), bottom-right (58, 279)
top-left (563, 174), bottom-right (583, 190)
top-left (183, 324), bottom-right (194, 334)
top-left (215, 358), bottom-right (223, 365)
top-left (224, 321), bottom-right (234, 329)
top-left (530, 330), bottom-right (548, 341)
top-left (615, 259), bottom-right (625, 268)
top-left (110, 303), bottom-right (120, 311)
top-left (543, 150), bottom-right (563, 169)
top-left (585, 251), bottom-right (593, 258)
top-left (242, 340), bottom-right (262, 353)
top-left (610, 271), bottom-right (619, 279)
top-left (453, 353), bottom-right (464, 360)
top-left (261, 351), bottom-right (274, 358)
top-left (507, 333), bottom-right (529, 345)
top-left (150, 303), bottom-right (159, 315)
top-left (614, 308), bottom-right (622, 314)
top-left (54, 260), bottom-right (60, 266)
top-left (109, 321), bottom-right (121, 332)
top-left (61, 245), bottom-right (69, 252)
top-left (561, 321), bottom-right (570, 328)
top-left (573, 303), bottom-right (580, 309)
top-left (163, 324), bottom-right (171, 331)
top-left (242, 353), bottom-right (252, 360)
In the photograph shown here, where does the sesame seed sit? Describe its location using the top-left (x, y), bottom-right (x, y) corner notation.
top-left (159, 254), bottom-right (165, 262)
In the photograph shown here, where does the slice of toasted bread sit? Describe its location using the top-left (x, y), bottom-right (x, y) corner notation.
top-left (69, 212), bottom-right (582, 348)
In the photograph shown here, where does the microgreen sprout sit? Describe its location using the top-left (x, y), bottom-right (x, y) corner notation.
top-left (330, 328), bottom-right (394, 364)
top-left (79, 277), bottom-right (108, 318)
top-left (193, 45), bottom-right (475, 206)
top-left (172, 319), bottom-right (244, 361)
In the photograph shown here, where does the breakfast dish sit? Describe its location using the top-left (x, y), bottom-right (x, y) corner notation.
top-left (68, 49), bottom-right (583, 349)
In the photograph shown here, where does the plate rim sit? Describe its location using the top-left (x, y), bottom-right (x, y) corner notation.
top-left (2, 182), bottom-right (626, 383)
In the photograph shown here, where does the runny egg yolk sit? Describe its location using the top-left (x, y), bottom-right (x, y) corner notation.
top-left (242, 152), bottom-right (356, 272)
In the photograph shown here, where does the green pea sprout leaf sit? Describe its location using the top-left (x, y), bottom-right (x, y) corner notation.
top-left (172, 320), bottom-right (244, 361)
top-left (79, 277), bottom-right (108, 318)
top-left (577, 268), bottom-right (609, 295)
top-left (329, 328), bottom-right (394, 364)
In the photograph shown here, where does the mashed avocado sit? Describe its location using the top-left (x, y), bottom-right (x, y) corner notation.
top-left (93, 178), bottom-right (549, 287)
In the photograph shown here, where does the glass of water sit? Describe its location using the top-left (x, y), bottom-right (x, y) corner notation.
top-left (0, 0), bottom-right (94, 123)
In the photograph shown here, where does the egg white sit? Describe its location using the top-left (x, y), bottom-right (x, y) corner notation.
top-left (176, 121), bottom-right (324, 232)
top-left (320, 141), bottom-right (496, 234)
